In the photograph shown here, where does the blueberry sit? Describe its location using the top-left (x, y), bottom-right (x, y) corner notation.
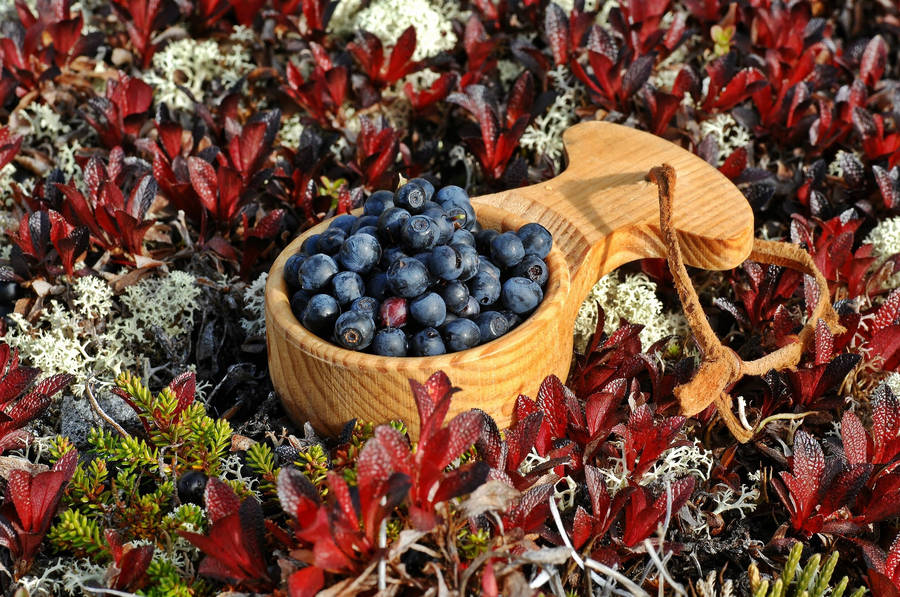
top-left (387, 257), bottom-right (430, 298)
top-left (302, 293), bottom-right (341, 337)
top-left (379, 296), bottom-right (408, 327)
top-left (441, 318), bottom-right (481, 351)
top-left (401, 215), bottom-right (440, 251)
top-left (513, 254), bottom-right (549, 286)
top-left (435, 185), bottom-right (469, 207)
top-left (422, 200), bottom-right (442, 213)
top-left (426, 212), bottom-right (454, 244)
top-left (373, 327), bottom-right (407, 356)
top-left (364, 190), bottom-right (395, 216)
top-left (407, 177), bottom-right (435, 201)
top-left (177, 470), bottom-right (208, 505)
top-left (355, 225), bottom-right (378, 238)
top-left (451, 228), bottom-right (475, 247)
top-left (377, 207), bottom-right (411, 243)
top-left (456, 295), bottom-right (481, 319)
top-left (396, 181), bottom-right (428, 213)
top-left (475, 228), bottom-right (499, 254)
top-left (351, 296), bottom-right (379, 318)
top-left (410, 327), bottom-right (446, 356)
top-left (476, 311), bottom-right (510, 343)
top-left (443, 312), bottom-right (458, 324)
top-left (381, 246), bottom-right (408, 268)
top-left (440, 280), bottom-right (470, 313)
top-left (454, 244), bottom-right (479, 281)
top-left (290, 289), bottom-right (312, 319)
top-left (351, 215), bottom-right (380, 234)
top-left (491, 232), bottom-right (526, 268)
top-left (317, 227), bottom-right (346, 255)
top-left (284, 253), bottom-right (305, 290)
top-left (339, 233), bottom-right (382, 273)
top-left (299, 254), bottom-right (338, 291)
top-left (445, 202), bottom-right (476, 230)
top-left (334, 311), bottom-right (375, 350)
top-left (499, 309), bottom-right (522, 328)
top-left (329, 214), bottom-right (358, 234)
top-left (469, 271), bottom-right (501, 306)
top-left (367, 270), bottom-right (390, 301)
top-left (501, 277), bottom-right (543, 314)
top-left (300, 233), bottom-right (321, 256)
top-left (409, 292), bottom-right (447, 327)
top-left (478, 255), bottom-right (501, 279)
top-left (412, 252), bottom-right (433, 268)
top-left (332, 271), bottom-right (365, 306)
top-left (429, 245), bottom-right (463, 281)
top-left (517, 223), bottom-right (553, 258)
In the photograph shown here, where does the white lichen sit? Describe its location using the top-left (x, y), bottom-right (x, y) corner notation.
top-left (696, 571), bottom-right (734, 597)
top-left (518, 448), bottom-right (578, 511)
top-left (278, 112), bottom-right (305, 149)
top-left (147, 38), bottom-right (254, 111)
top-left (698, 113), bottom-right (751, 166)
top-left (520, 66), bottom-right (585, 170)
top-left (241, 272), bottom-right (268, 337)
top-left (5, 272), bottom-right (200, 394)
top-left (641, 439), bottom-right (714, 487)
top-left (865, 215), bottom-right (900, 262)
top-left (332, 0), bottom-right (457, 61)
top-left (827, 149), bottom-right (863, 179)
top-left (573, 271), bottom-right (688, 353)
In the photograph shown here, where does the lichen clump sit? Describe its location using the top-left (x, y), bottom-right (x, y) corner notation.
top-left (573, 271), bottom-right (688, 353)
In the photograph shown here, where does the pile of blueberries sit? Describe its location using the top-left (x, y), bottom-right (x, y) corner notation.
top-left (282, 179), bottom-right (553, 356)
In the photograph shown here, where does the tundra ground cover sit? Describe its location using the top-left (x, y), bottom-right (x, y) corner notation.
top-left (0, 0), bottom-right (899, 594)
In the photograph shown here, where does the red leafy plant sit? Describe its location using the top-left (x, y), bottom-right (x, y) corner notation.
top-left (0, 344), bottom-right (73, 454)
top-left (111, 0), bottom-right (165, 69)
top-left (104, 529), bottom-right (154, 592)
top-left (83, 72), bottom-right (154, 149)
top-left (448, 72), bottom-right (552, 183)
top-left (178, 477), bottom-right (274, 591)
top-left (55, 149), bottom-right (158, 259)
top-left (10, 209), bottom-right (88, 279)
top-left (0, 449), bottom-right (78, 578)
top-left (348, 26), bottom-right (419, 98)
top-left (348, 116), bottom-right (401, 189)
top-left (282, 44), bottom-right (348, 128)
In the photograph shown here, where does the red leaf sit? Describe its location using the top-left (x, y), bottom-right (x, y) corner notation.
top-left (277, 468), bottom-right (321, 528)
top-left (187, 157), bottom-right (219, 215)
top-left (384, 26), bottom-right (418, 84)
top-left (860, 35), bottom-right (887, 88)
top-left (841, 411), bottom-right (870, 465)
top-left (288, 567), bottom-right (325, 597)
top-left (544, 3), bottom-right (569, 66)
top-left (205, 477), bottom-right (241, 524)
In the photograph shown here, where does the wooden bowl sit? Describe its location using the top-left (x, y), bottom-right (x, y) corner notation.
top-left (266, 121), bottom-right (755, 438)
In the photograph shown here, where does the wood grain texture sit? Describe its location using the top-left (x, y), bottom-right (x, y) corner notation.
top-left (266, 121), bottom-right (755, 439)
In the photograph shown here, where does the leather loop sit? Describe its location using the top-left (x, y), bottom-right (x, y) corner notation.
top-left (650, 164), bottom-right (844, 443)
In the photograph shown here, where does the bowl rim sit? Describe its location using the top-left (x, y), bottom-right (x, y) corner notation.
top-left (265, 203), bottom-right (572, 368)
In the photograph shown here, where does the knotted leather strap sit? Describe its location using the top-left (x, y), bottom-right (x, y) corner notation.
top-left (649, 165), bottom-right (844, 443)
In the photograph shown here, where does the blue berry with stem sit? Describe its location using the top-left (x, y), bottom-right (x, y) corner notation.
top-left (407, 177), bottom-right (435, 201)
top-left (456, 295), bottom-right (481, 319)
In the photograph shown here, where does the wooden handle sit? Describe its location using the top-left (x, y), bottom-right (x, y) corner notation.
top-left (472, 121), bottom-right (754, 311)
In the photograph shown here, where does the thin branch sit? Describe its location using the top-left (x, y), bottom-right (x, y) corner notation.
top-left (86, 379), bottom-right (130, 439)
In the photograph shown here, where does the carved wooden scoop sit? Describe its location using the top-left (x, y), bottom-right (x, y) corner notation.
top-left (265, 121), bottom-right (755, 438)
